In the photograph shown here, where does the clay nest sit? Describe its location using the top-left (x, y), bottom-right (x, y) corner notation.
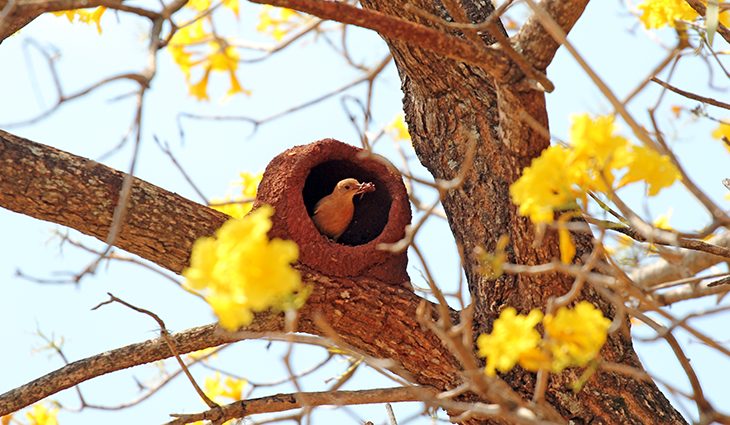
top-left (254, 139), bottom-right (411, 285)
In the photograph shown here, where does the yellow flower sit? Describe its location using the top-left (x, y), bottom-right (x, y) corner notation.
top-left (557, 213), bottom-right (576, 264)
top-left (652, 209), bottom-right (673, 230)
top-left (204, 373), bottom-right (247, 402)
top-left (712, 121), bottom-right (730, 153)
top-left (543, 301), bottom-right (611, 371)
top-left (386, 113), bottom-right (411, 142)
top-left (616, 145), bottom-right (681, 196)
top-left (52, 7), bottom-right (107, 34)
top-left (186, 347), bottom-right (218, 361)
top-left (210, 172), bottom-right (263, 219)
top-left (257, 5), bottom-right (303, 41)
top-left (510, 113), bottom-right (681, 225)
top-left (638, 0), bottom-right (698, 29)
top-left (168, 18), bottom-right (249, 101)
top-left (25, 404), bottom-right (59, 425)
top-left (509, 145), bottom-right (577, 223)
top-left (183, 205), bottom-right (305, 330)
top-left (477, 308), bottom-right (544, 376)
top-left (189, 69), bottom-right (211, 101)
top-left (569, 113), bottom-right (630, 191)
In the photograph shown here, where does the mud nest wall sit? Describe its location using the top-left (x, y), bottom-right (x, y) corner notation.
top-left (254, 139), bottom-right (411, 286)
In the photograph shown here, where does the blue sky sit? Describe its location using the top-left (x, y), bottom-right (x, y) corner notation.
top-left (1, 1), bottom-right (729, 423)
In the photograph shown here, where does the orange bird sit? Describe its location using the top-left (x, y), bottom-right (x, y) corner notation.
top-left (312, 178), bottom-right (375, 240)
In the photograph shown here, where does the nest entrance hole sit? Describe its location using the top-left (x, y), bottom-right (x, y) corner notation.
top-left (303, 160), bottom-right (392, 246)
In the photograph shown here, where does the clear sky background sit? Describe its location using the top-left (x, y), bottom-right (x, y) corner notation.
top-left (1, 1), bottom-right (729, 424)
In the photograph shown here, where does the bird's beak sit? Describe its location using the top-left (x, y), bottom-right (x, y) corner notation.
top-left (355, 182), bottom-right (376, 196)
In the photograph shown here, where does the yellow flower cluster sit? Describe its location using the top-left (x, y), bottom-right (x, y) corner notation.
top-left (53, 7), bottom-right (107, 34)
top-left (25, 404), bottom-right (59, 425)
top-left (168, 2), bottom-right (248, 101)
top-left (183, 205), bottom-right (306, 330)
top-left (510, 114), bottom-right (681, 224)
top-left (637, 0), bottom-right (698, 28)
top-left (639, 0), bottom-right (730, 29)
top-left (257, 5), bottom-right (304, 41)
top-left (477, 301), bottom-right (611, 376)
top-left (205, 372), bottom-right (247, 402)
top-left (386, 113), bottom-right (412, 142)
top-left (210, 172), bottom-right (263, 219)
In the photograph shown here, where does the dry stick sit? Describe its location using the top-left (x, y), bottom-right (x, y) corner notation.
top-left (92, 293), bottom-right (219, 409)
top-left (625, 307), bottom-right (712, 420)
top-left (247, 0), bottom-right (536, 90)
top-left (651, 77), bottom-right (730, 110)
top-left (178, 54), bottom-right (391, 134)
top-left (584, 216), bottom-right (730, 259)
top-left (166, 387), bottom-right (436, 425)
top-left (153, 136), bottom-right (209, 204)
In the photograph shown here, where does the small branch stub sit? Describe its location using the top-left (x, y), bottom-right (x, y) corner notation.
top-left (254, 139), bottom-right (411, 285)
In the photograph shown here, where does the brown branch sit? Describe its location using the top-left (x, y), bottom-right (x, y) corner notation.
top-left (515, 0), bottom-right (590, 70)
top-left (166, 386), bottom-right (437, 425)
top-left (651, 77), bottom-right (730, 110)
top-left (92, 293), bottom-right (219, 409)
top-left (246, 0), bottom-right (524, 88)
top-left (0, 323), bottom-right (275, 416)
top-left (631, 231), bottom-right (730, 288)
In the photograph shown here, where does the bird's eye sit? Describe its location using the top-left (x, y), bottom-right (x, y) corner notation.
top-left (344, 185), bottom-right (351, 190)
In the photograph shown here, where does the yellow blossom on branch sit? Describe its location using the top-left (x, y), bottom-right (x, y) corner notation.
top-left (52, 7), bottom-right (107, 34)
top-left (183, 205), bottom-right (306, 330)
top-left (637, 0), bottom-right (698, 28)
top-left (257, 5), bottom-right (304, 41)
top-left (477, 302), bottom-right (611, 376)
top-left (616, 145), bottom-right (681, 196)
top-left (210, 172), bottom-right (263, 219)
top-left (386, 113), bottom-right (412, 142)
top-left (168, 17), bottom-right (250, 101)
top-left (509, 145), bottom-right (578, 223)
top-left (543, 302), bottom-right (611, 371)
top-left (510, 114), bottom-right (681, 225)
top-left (477, 307), bottom-right (543, 376)
top-left (204, 372), bottom-right (247, 402)
top-left (25, 403), bottom-right (59, 425)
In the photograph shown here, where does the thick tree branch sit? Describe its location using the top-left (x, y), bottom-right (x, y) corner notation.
top-left (0, 130), bottom-right (471, 418)
top-left (515, 0), bottom-right (590, 70)
top-left (247, 0), bottom-right (545, 90)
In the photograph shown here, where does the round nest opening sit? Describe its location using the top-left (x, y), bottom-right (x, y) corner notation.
top-left (303, 160), bottom-right (392, 246)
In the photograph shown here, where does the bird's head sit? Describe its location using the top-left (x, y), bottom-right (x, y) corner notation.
top-left (334, 178), bottom-right (376, 198)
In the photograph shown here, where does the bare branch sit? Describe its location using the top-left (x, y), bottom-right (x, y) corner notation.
top-left (166, 386), bottom-right (437, 425)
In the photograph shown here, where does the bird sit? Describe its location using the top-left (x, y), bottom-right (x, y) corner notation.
top-left (312, 178), bottom-right (376, 240)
